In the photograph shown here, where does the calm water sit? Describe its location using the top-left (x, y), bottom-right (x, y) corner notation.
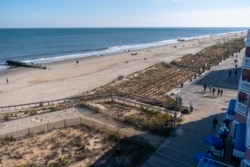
top-left (0, 27), bottom-right (247, 66)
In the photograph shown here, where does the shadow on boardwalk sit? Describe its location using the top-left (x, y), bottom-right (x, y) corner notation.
top-left (140, 112), bottom-right (237, 167)
top-left (140, 60), bottom-right (241, 166)
top-left (194, 67), bottom-right (241, 91)
top-left (89, 111), bottom-right (235, 167)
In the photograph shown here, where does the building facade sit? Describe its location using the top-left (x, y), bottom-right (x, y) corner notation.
top-left (230, 29), bottom-right (250, 167)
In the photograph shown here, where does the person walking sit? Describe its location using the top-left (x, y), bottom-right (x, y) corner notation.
top-left (212, 88), bottom-right (216, 96)
top-left (235, 70), bottom-right (238, 76)
top-left (6, 78), bottom-right (8, 84)
top-left (220, 89), bottom-right (223, 96)
top-left (209, 84), bottom-right (212, 93)
top-left (213, 117), bottom-right (218, 130)
top-left (203, 84), bottom-right (207, 92)
top-left (217, 88), bottom-right (220, 96)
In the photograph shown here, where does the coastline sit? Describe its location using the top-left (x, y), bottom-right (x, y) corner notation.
top-left (0, 31), bottom-right (246, 106)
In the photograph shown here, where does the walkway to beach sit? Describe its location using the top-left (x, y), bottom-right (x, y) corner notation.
top-left (141, 50), bottom-right (243, 167)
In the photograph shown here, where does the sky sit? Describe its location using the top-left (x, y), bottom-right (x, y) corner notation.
top-left (0, 0), bottom-right (250, 28)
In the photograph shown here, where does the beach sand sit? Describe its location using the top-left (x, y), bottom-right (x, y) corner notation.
top-left (0, 32), bottom-right (246, 107)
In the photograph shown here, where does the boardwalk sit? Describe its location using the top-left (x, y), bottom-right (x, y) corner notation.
top-left (141, 51), bottom-right (243, 167)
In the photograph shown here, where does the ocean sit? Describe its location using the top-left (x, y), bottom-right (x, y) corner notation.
top-left (0, 27), bottom-right (247, 71)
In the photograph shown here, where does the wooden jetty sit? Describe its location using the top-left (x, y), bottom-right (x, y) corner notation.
top-left (6, 60), bottom-right (46, 69)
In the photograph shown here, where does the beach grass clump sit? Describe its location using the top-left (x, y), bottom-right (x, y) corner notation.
top-left (0, 135), bottom-right (15, 145)
top-left (48, 106), bottom-right (58, 112)
top-left (3, 113), bottom-right (11, 121)
top-left (107, 131), bottom-right (121, 143)
top-left (123, 110), bottom-right (174, 136)
top-left (23, 109), bottom-right (37, 115)
top-left (100, 101), bottom-right (176, 136)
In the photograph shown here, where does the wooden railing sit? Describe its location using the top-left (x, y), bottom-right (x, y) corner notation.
top-left (0, 91), bottom-right (175, 113)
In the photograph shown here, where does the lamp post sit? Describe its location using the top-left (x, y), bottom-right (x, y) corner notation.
top-left (191, 59), bottom-right (194, 71)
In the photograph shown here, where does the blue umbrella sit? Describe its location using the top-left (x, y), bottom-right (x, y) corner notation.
top-left (204, 135), bottom-right (223, 147)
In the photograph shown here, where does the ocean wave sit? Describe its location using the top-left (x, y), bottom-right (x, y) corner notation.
top-left (22, 39), bottom-right (180, 64)
top-left (11, 47), bottom-right (110, 62)
top-left (0, 65), bottom-right (9, 73)
top-left (9, 29), bottom-right (249, 65)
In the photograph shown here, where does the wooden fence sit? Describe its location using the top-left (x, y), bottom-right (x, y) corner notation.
top-left (0, 116), bottom-right (158, 148)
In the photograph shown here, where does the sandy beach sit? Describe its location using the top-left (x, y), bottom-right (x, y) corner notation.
top-left (0, 32), bottom-right (246, 107)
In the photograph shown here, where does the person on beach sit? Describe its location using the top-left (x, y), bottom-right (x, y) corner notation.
top-left (209, 84), bottom-right (212, 93)
top-left (213, 117), bottom-right (218, 130)
top-left (6, 78), bottom-right (8, 84)
top-left (203, 84), bottom-right (207, 92)
top-left (212, 88), bottom-right (216, 96)
top-left (194, 74), bottom-right (197, 79)
top-left (217, 88), bottom-right (220, 96)
top-left (220, 89), bottom-right (223, 96)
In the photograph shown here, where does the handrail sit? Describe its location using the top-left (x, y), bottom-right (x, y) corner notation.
top-left (0, 91), bottom-right (174, 112)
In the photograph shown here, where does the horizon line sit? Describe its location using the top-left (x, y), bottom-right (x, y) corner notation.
top-left (0, 26), bottom-right (249, 29)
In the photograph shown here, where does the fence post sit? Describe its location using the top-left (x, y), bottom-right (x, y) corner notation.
top-left (63, 119), bottom-right (66, 128)
top-left (28, 128), bottom-right (30, 136)
top-left (117, 110), bottom-right (119, 120)
top-left (46, 123), bottom-right (48, 131)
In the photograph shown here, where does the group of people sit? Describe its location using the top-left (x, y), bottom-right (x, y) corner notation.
top-left (228, 55), bottom-right (239, 77)
top-left (228, 69), bottom-right (238, 77)
top-left (203, 84), bottom-right (223, 96)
